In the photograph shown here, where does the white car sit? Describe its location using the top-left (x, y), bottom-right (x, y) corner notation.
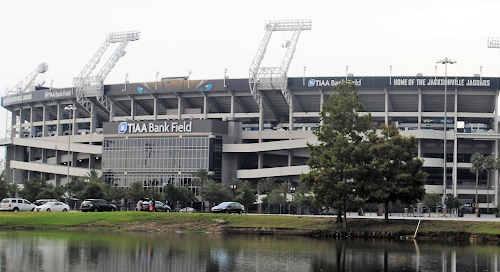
top-left (178, 207), bottom-right (196, 213)
top-left (34, 201), bottom-right (70, 212)
top-left (0, 198), bottom-right (35, 212)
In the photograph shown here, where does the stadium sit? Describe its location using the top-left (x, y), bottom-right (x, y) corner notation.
top-left (2, 24), bottom-right (500, 211)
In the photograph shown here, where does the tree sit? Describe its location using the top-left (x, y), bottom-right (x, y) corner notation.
top-left (279, 182), bottom-right (291, 201)
top-left (6, 183), bottom-right (19, 198)
top-left (19, 175), bottom-right (48, 202)
top-left (295, 182), bottom-right (310, 195)
top-left (164, 184), bottom-right (196, 209)
top-left (470, 152), bottom-right (484, 217)
top-left (482, 155), bottom-right (495, 213)
top-left (422, 192), bottom-right (442, 217)
top-left (263, 189), bottom-right (287, 213)
top-left (0, 171), bottom-right (8, 199)
top-left (446, 195), bottom-right (462, 214)
top-left (128, 181), bottom-right (145, 204)
top-left (356, 123), bottom-right (427, 224)
top-left (234, 180), bottom-right (257, 212)
top-left (302, 80), bottom-right (372, 229)
top-left (103, 183), bottom-right (126, 202)
top-left (258, 177), bottom-right (276, 195)
top-left (86, 169), bottom-right (103, 183)
top-left (37, 183), bottom-right (65, 200)
top-left (193, 168), bottom-right (209, 190)
top-left (193, 168), bottom-right (210, 211)
top-left (66, 176), bottom-right (87, 200)
top-left (201, 180), bottom-right (230, 208)
top-left (80, 181), bottom-right (105, 200)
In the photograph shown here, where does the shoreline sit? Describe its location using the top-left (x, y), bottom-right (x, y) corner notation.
top-left (1, 212), bottom-right (499, 241)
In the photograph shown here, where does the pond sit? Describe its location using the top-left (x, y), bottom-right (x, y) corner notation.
top-left (0, 230), bottom-right (498, 271)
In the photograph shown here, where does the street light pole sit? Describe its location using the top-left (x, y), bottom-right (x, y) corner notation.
top-left (64, 104), bottom-right (77, 205)
top-left (436, 57), bottom-right (456, 217)
top-left (231, 184), bottom-right (236, 201)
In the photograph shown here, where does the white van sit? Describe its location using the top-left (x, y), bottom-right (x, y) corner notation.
top-left (0, 198), bottom-right (35, 212)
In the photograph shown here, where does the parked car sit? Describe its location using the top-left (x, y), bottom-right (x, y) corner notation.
top-left (0, 198), bottom-right (35, 212)
top-left (211, 202), bottom-right (245, 214)
top-left (80, 199), bottom-right (116, 212)
top-left (34, 199), bottom-right (58, 206)
top-left (34, 201), bottom-right (70, 212)
top-left (178, 207), bottom-right (196, 213)
top-left (152, 201), bottom-right (171, 212)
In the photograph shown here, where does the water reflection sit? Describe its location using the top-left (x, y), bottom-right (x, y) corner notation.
top-left (0, 230), bottom-right (499, 271)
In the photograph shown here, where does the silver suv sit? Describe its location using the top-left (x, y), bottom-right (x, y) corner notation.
top-left (0, 198), bottom-right (36, 212)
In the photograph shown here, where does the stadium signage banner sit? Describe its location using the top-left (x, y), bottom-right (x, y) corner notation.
top-left (308, 78), bottom-right (362, 87)
top-left (42, 89), bottom-right (73, 99)
top-left (297, 77), bottom-right (498, 90)
top-left (103, 119), bottom-right (228, 136)
top-left (2, 93), bottom-right (33, 106)
top-left (118, 121), bottom-right (193, 134)
top-left (392, 78), bottom-right (491, 87)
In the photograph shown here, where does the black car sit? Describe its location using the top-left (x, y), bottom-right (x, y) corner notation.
top-left (80, 199), bottom-right (116, 212)
top-left (211, 202), bottom-right (245, 214)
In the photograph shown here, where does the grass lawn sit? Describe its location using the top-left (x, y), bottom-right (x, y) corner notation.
top-left (1, 212), bottom-right (500, 238)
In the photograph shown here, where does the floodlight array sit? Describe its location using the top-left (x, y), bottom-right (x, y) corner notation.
top-left (264, 20), bottom-right (312, 31)
top-left (488, 37), bottom-right (500, 48)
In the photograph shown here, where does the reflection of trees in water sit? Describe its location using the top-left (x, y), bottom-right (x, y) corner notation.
top-left (3, 231), bottom-right (500, 271)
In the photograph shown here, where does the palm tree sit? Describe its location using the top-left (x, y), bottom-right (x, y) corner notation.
top-left (279, 182), bottom-right (291, 202)
top-left (483, 155), bottom-right (495, 213)
top-left (86, 169), bottom-right (102, 183)
top-left (494, 157), bottom-right (500, 213)
top-left (296, 182), bottom-right (310, 195)
top-left (259, 177), bottom-right (276, 194)
top-left (470, 152), bottom-right (484, 217)
top-left (193, 168), bottom-right (210, 212)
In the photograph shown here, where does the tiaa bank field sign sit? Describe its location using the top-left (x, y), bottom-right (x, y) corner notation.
top-left (118, 121), bottom-right (193, 134)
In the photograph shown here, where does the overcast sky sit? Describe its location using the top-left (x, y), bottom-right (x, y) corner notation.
top-left (1, 1), bottom-right (500, 123)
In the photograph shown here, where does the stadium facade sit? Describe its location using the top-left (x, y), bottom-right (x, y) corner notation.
top-left (1, 75), bottom-right (499, 209)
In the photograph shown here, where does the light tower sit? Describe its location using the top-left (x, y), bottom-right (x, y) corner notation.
top-left (436, 57), bottom-right (456, 217)
top-left (4, 62), bottom-right (49, 139)
top-left (73, 31), bottom-right (140, 113)
top-left (249, 20), bottom-right (312, 109)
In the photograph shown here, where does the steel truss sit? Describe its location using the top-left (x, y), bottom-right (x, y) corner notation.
top-left (249, 20), bottom-right (311, 108)
top-left (5, 62), bottom-right (49, 138)
top-left (73, 31), bottom-right (140, 113)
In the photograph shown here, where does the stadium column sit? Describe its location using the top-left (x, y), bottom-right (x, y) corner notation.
top-left (153, 97), bottom-right (158, 120)
top-left (203, 94), bottom-right (208, 119)
top-left (319, 89), bottom-right (325, 126)
top-left (109, 101), bottom-right (115, 122)
top-left (177, 96), bottom-right (183, 121)
top-left (131, 99), bottom-right (136, 119)
top-left (496, 90), bottom-right (499, 207)
top-left (418, 89), bottom-right (422, 130)
top-left (42, 105), bottom-right (49, 137)
top-left (230, 93), bottom-right (235, 119)
top-left (384, 88), bottom-right (389, 125)
top-left (9, 111), bottom-right (16, 139)
top-left (56, 105), bottom-right (63, 136)
top-left (453, 88), bottom-right (458, 197)
top-left (72, 108), bottom-right (79, 135)
top-left (496, 138), bottom-right (499, 207)
top-left (29, 106), bottom-right (34, 137)
top-left (289, 93), bottom-right (294, 140)
top-left (90, 103), bottom-right (97, 134)
top-left (258, 96), bottom-right (263, 138)
top-left (19, 108), bottom-right (27, 138)
top-left (258, 96), bottom-right (264, 169)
